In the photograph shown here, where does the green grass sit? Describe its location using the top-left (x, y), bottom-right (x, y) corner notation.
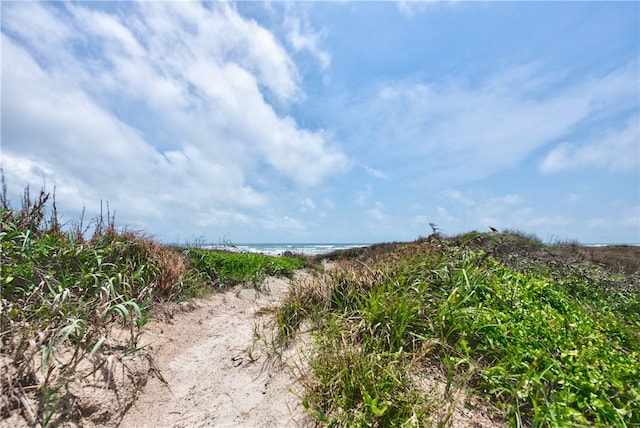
top-left (0, 184), bottom-right (308, 426)
top-left (277, 238), bottom-right (639, 427)
top-left (188, 249), bottom-right (305, 288)
top-left (3, 183), bottom-right (638, 427)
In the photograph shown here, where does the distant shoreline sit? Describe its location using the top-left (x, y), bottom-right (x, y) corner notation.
top-left (202, 242), bottom-right (370, 256)
top-left (197, 241), bottom-right (640, 256)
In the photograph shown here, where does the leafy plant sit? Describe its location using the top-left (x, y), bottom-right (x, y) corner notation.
top-left (276, 238), bottom-right (639, 426)
top-left (0, 182), bottom-right (200, 424)
top-left (187, 249), bottom-right (305, 288)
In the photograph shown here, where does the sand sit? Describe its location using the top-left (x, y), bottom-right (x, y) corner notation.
top-left (118, 275), bottom-right (310, 428)
top-left (2, 268), bottom-right (500, 428)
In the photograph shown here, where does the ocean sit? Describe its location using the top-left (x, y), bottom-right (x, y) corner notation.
top-left (200, 242), bottom-right (639, 256)
top-left (201, 243), bottom-right (370, 256)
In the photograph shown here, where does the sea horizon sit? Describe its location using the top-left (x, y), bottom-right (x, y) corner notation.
top-left (202, 242), bottom-right (372, 256)
top-left (199, 240), bottom-right (640, 256)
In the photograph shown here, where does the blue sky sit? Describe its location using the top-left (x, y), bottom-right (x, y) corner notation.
top-left (2, 1), bottom-right (638, 244)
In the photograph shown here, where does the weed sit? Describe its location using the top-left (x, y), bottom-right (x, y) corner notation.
top-left (3, 176), bottom-right (638, 427)
top-left (277, 238), bottom-right (639, 426)
top-left (1, 180), bottom-right (313, 424)
top-left (187, 249), bottom-right (305, 289)
top-left (0, 184), bottom-right (202, 423)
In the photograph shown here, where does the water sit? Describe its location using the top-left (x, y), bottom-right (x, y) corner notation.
top-left (199, 242), bottom-right (638, 256)
top-left (201, 243), bottom-right (370, 256)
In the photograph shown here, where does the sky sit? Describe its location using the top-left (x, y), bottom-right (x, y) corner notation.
top-left (1, 1), bottom-right (639, 244)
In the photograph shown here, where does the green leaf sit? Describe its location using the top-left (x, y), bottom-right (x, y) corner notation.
top-left (89, 336), bottom-right (107, 358)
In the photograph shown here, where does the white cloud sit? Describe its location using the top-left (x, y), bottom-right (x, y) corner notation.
top-left (130, 1), bottom-right (301, 104)
top-left (583, 207), bottom-right (638, 238)
top-left (363, 165), bottom-right (390, 180)
top-left (621, 206), bottom-right (640, 229)
top-left (67, 5), bottom-right (145, 58)
top-left (300, 197), bottom-right (316, 212)
top-left (522, 215), bottom-right (571, 227)
top-left (284, 9), bottom-right (331, 70)
top-left (2, 33), bottom-right (163, 189)
top-left (396, 0), bottom-right (453, 17)
top-left (324, 198), bottom-right (336, 210)
top-left (588, 218), bottom-right (608, 229)
top-left (366, 202), bottom-right (388, 225)
top-left (425, 186), bottom-right (637, 243)
top-left (437, 206), bottom-right (457, 222)
top-left (1, 2), bottom-right (347, 238)
top-left (490, 194), bottom-right (523, 205)
top-left (1, 2), bottom-right (74, 64)
top-left (539, 118), bottom-right (639, 173)
top-left (442, 189), bottom-right (475, 206)
top-left (347, 63), bottom-right (638, 187)
top-left (566, 193), bottom-right (580, 203)
top-left (356, 185), bottom-right (373, 207)
top-left (413, 214), bottom-right (430, 225)
top-left (435, 189), bottom-right (573, 233)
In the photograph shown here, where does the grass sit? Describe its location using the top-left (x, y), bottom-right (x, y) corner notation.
top-left (0, 184), bottom-right (308, 426)
top-left (188, 249), bottom-right (305, 289)
top-left (3, 181), bottom-right (638, 427)
top-left (277, 235), bottom-right (639, 427)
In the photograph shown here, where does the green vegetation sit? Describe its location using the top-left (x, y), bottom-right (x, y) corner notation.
top-left (3, 182), bottom-right (638, 427)
top-left (188, 249), bottom-right (305, 288)
top-left (278, 235), bottom-right (639, 427)
top-left (0, 185), bottom-right (307, 426)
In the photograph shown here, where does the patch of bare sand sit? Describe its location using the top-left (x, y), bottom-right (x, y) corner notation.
top-left (118, 275), bottom-right (310, 428)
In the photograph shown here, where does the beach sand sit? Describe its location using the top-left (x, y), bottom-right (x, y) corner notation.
top-left (118, 274), bottom-right (310, 428)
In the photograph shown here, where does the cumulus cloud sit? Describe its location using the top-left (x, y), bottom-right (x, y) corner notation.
top-left (1, 2), bottom-right (346, 237)
top-left (539, 118), bottom-right (639, 173)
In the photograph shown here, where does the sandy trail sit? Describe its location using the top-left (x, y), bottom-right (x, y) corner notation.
top-left (119, 275), bottom-right (309, 428)
top-left (3, 266), bottom-right (498, 428)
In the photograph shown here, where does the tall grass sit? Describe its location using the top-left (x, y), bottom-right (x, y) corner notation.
top-left (0, 186), bottom-right (198, 424)
top-left (4, 179), bottom-right (637, 427)
top-left (277, 238), bottom-right (639, 426)
top-left (0, 183), bottom-right (306, 425)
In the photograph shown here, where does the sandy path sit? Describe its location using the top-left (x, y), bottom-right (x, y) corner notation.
top-left (119, 276), bottom-right (309, 428)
